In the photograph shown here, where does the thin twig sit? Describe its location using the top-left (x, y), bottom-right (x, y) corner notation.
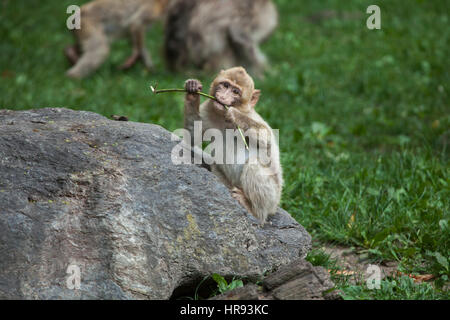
top-left (150, 84), bottom-right (249, 150)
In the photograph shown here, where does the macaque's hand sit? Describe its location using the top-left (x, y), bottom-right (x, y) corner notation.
top-left (185, 79), bottom-right (202, 94)
top-left (225, 107), bottom-right (237, 124)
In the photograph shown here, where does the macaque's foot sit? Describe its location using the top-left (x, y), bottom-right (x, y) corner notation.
top-left (185, 79), bottom-right (202, 93)
top-left (66, 67), bottom-right (83, 79)
top-left (119, 52), bottom-right (140, 70)
top-left (64, 46), bottom-right (79, 65)
top-left (231, 187), bottom-right (252, 213)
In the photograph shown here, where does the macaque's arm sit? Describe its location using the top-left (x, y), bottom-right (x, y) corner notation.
top-left (184, 79), bottom-right (203, 147)
top-left (225, 108), bottom-right (272, 148)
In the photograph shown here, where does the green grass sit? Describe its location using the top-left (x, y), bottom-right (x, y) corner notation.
top-left (341, 277), bottom-right (446, 300)
top-left (0, 0), bottom-right (448, 299)
top-left (307, 248), bottom-right (449, 300)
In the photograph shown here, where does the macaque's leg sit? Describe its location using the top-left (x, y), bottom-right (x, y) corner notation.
top-left (66, 33), bottom-right (110, 79)
top-left (120, 27), bottom-right (153, 70)
top-left (241, 164), bottom-right (279, 223)
top-left (228, 26), bottom-right (267, 76)
top-left (137, 27), bottom-right (153, 70)
top-left (231, 186), bottom-right (253, 214)
top-left (64, 29), bottom-right (82, 65)
top-left (119, 30), bottom-right (140, 70)
top-left (64, 45), bottom-right (80, 65)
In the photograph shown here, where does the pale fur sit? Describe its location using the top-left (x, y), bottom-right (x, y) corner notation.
top-left (165, 0), bottom-right (278, 78)
top-left (65, 0), bottom-right (170, 78)
top-left (184, 67), bottom-right (283, 223)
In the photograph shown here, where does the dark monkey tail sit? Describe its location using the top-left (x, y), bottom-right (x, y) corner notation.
top-left (164, 0), bottom-right (197, 71)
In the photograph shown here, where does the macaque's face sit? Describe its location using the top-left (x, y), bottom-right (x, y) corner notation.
top-left (213, 81), bottom-right (242, 111)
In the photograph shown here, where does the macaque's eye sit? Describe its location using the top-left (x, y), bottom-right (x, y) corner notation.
top-left (232, 88), bottom-right (240, 95)
top-left (223, 82), bottom-right (229, 88)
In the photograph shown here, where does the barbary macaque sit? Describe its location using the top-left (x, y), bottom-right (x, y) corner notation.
top-left (65, 0), bottom-right (170, 79)
top-left (165, 0), bottom-right (278, 78)
top-left (183, 67), bottom-right (283, 223)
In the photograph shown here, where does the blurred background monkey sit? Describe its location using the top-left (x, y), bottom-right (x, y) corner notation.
top-left (184, 67), bottom-right (283, 224)
top-left (165, 0), bottom-right (278, 78)
top-left (65, 0), bottom-right (170, 79)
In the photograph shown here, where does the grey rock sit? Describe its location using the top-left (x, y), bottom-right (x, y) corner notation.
top-left (211, 258), bottom-right (338, 300)
top-left (0, 108), bottom-right (311, 299)
top-left (263, 259), bottom-right (337, 300)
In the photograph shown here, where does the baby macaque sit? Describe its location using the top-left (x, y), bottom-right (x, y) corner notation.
top-left (165, 0), bottom-right (278, 78)
top-left (65, 0), bottom-right (170, 79)
top-left (183, 67), bottom-right (283, 223)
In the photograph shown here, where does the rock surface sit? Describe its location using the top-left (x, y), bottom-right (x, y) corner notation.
top-left (211, 259), bottom-right (339, 300)
top-left (0, 108), bottom-right (311, 299)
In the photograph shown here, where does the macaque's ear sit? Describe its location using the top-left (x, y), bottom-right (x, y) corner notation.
top-left (250, 90), bottom-right (261, 108)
